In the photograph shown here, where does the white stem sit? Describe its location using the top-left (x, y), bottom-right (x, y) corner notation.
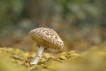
top-left (30, 46), bottom-right (44, 64)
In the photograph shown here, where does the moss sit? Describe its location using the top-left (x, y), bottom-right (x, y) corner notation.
top-left (0, 47), bottom-right (106, 71)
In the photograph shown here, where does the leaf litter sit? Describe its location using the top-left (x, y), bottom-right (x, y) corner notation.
top-left (0, 45), bottom-right (106, 71)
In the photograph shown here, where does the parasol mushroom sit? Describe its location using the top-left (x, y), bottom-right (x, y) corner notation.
top-left (29, 27), bottom-right (64, 64)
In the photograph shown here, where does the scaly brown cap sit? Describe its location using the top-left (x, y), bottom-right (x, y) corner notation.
top-left (29, 27), bottom-right (64, 49)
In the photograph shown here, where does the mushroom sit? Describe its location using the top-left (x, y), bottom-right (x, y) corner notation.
top-left (29, 27), bottom-right (64, 64)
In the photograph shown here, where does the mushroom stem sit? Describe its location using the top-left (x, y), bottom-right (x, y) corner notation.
top-left (30, 46), bottom-right (44, 64)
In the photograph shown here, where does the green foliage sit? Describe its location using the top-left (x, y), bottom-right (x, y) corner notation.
top-left (0, 0), bottom-right (23, 26)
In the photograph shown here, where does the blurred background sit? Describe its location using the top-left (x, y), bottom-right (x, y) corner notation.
top-left (0, 0), bottom-right (106, 53)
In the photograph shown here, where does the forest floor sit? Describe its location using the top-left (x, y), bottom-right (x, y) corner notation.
top-left (0, 42), bottom-right (106, 71)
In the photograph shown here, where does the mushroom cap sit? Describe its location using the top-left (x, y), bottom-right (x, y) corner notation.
top-left (29, 27), bottom-right (64, 49)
